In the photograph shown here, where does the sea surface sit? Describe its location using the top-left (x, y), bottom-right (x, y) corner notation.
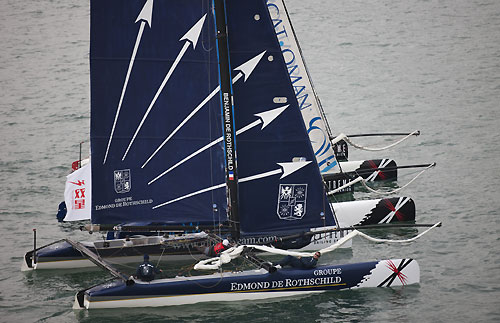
top-left (1, 0), bottom-right (499, 322)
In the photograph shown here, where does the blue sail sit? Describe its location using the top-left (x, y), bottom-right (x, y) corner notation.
top-left (226, 0), bottom-right (336, 237)
top-left (90, 0), bottom-right (227, 226)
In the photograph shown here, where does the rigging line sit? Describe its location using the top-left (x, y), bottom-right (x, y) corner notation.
top-left (331, 130), bottom-right (420, 151)
top-left (155, 244), bottom-right (166, 268)
top-left (359, 163), bottom-right (436, 195)
top-left (327, 176), bottom-right (364, 196)
top-left (347, 131), bottom-right (421, 138)
top-left (279, 0), bottom-right (334, 137)
top-left (193, 222), bottom-right (441, 270)
top-left (327, 163), bottom-right (435, 196)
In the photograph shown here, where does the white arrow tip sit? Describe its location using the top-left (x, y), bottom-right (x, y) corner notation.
top-left (233, 51), bottom-right (266, 82)
top-left (254, 104), bottom-right (289, 130)
top-left (278, 161), bottom-right (312, 179)
top-left (135, 0), bottom-right (154, 27)
top-left (180, 14), bottom-right (207, 49)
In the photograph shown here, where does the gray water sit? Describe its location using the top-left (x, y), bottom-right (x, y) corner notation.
top-left (1, 0), bottom-right (499, 322)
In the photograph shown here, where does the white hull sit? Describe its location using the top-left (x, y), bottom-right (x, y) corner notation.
top-left (76, 289), bottom-right (322, 309)
top-left (333, 199), bottom-right (383, 227)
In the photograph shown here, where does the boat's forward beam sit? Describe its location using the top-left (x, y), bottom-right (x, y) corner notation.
top-left (63, 239), bottom-right (132, 283)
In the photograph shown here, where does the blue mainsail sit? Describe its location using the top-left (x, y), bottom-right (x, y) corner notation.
top-left (90, 0), bottom-right (227, 226)
top-left (226, 0), bottom-right (336, 236)
top-left (89, 0), bottom-right (336, 237)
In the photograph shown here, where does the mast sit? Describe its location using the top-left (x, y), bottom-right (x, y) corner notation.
top-left (213, 0), bottom-right (240, 240)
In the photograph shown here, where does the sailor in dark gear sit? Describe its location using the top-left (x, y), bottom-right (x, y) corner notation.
top-left (136, 254), bottom-right (162, 282)
top-left (275, 251), bottom-right (321, 269)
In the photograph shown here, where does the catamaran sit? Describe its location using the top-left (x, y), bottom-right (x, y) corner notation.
top-left (69, 0), bottom-right (439, 309)
top-left (22, 0), bottom-right (427, 273)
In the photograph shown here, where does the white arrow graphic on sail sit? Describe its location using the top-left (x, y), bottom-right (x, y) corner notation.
top-left (141, 51), bottom-right (267, 168)
top-left (148, 104), bottom-right (289, 185)
top-left (152, 161), bottom-right (311, 209)
top-left (122, 14), bottom-right (207, 161)
top-left (103, 0), bottom-right (154, 164)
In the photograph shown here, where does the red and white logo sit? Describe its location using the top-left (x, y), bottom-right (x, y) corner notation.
top-left (64, 162), bottom-right (91, 221)
top-left (73, 188), bottom-right (86, 210)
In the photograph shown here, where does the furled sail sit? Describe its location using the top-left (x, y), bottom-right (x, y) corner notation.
top-left (90, 0), bottom-right (227, 226)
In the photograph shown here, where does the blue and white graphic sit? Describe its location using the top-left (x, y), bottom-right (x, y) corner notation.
top-left (277, 184), bottom-right (307, 220)
top-left (266, 0), bottom-right (340, 174)
top-left (114, 169), bottom-right (131, 194)
top-left (89, 0), bottom-right (336, 233)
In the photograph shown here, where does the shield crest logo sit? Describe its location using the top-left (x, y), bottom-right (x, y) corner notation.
top-left (114, 169), bottom-right (131, 194)
top-left (277, 184), bottom-right (307, 220)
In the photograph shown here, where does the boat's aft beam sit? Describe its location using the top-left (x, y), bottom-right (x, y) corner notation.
top-left (240, 248), bottom-right (276, 273)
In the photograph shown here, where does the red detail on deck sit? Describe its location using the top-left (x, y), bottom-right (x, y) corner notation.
top-left (72, 160), bottom-right (80, 171)
top-left (383, 199), bottom-right (406, 221)
top-left (386, 260), bottom-right (408, 285)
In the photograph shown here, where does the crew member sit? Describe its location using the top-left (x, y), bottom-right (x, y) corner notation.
top-left (275, 251), bottom-right (321, 269)
top-left (204, 239), bottom-right (230, 257)
top-left (135, 254), bottom-right (162, 282)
